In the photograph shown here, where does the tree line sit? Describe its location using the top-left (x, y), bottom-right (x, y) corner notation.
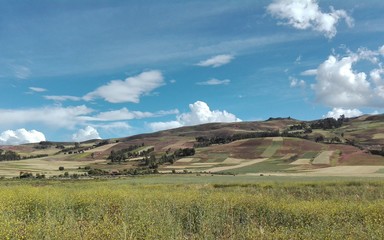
top-left (194, 131), bottom-right (280, 148)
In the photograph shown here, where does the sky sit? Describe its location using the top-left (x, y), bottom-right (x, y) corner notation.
top-left (1, 0), bottom-right (384, 144)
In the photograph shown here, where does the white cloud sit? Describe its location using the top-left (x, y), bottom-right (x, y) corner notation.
top-left (196, 54), bottom-right (234, 67)
top-left (197, 79), bottom-right (231, 85)
top-left (178, 101), bottom-right (241, 125)
top-left (312, 46), bottom-right (384, 108)
top-left (379, 45), bottom-right (384, 56)
top-left (267, 0), bottom-right (354, 39)
top-left (300, 69), bottom-right (317, 76)
top-left (370, 68), bottom-right (384, 84)
top-left (371, 110), bottom-right (380, 115)
top-left (11, 65), bottom-right (31, 79)
top-left (148, 121), bottom-right (183, 132)
top-left (29, 87), bottom-right (47, 92)
top-left (149, 101), bottom-right (241, 131)
top-left (92, 108), bottom-right (153, 121)
top-left (312, 56), bottom-right (365, 107)
top-left (0, 105), bottom-right (93, 129)
top-left (84, 70), bottom-right (164, 103)
top-left (0, 129), bottom-right (46, 145)
top-left (289, 77), bottom-right (306, 88)
top-left (82, 108), bottom-right (179, 121)
top-left (92, 122), bottom-right (131, 131)
top-left (44, 95), bottom-right (82, 101)
top-left (72, 126), bottom-right (101, 142)
top-left (323, 108), bottom-right (362, 119)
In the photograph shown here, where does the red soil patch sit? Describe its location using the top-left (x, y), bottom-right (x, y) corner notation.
top-left (278, 138), bottom-right (324, 155)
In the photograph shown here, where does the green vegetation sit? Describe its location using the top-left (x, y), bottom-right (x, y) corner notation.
top-left (261, 139), bottom-right (283, 158)
top-left (226, 158), bottom-right (293, 174)
top-left (0, 178), bottom-right (384, 239)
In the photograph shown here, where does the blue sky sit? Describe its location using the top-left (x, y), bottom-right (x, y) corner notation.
top-left (1, 0), bottom-right (384, 144)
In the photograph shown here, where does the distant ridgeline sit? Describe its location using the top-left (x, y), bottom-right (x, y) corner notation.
top-left (195, 115), bottom-right (348, 148)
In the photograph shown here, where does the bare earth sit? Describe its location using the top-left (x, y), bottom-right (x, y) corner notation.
top-left (0, 158), bottom-right (105, 177)
top-left (177, 158), bottom-right (195, 163)
top-left (223, 158), bottom-right (245, 164)
top-left (312, 151), bottom-right (333, 165)
top-left (205, 158), bottom-right (268, 173)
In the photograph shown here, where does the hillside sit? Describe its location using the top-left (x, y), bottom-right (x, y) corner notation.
top-left (1, 115), bottom-right (384, 178)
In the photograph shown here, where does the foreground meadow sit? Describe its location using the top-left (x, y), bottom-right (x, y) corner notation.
top-left (0, 176), bottom-right (384, 239)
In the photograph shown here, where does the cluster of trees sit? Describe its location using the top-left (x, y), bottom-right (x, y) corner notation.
top-left (21, 154), bottom-right (49, 160)
top-left (310, 115), bottom-right (347, 130)
top-left (19, 171), bottom-right (46, 179)
top-left (143, 148), bottom-right (196, 169)
top-left (93, 140), bottom-right (110, 148)
top-left (194, 131), bottom-right (280, 148)
top-left (0, 149), bottom-right (21, 161)
top-left (108, 144), bottom-right (153, 163)
top-left (34, 141), bottom-right (54, 149)
top-left (87, 167), bottom-right (159, 176)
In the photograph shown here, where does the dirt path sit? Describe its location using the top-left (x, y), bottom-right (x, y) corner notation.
top-left (205, 158), bottom-right (268, 173)
top-left (312, 151), bottom-right (333, 165)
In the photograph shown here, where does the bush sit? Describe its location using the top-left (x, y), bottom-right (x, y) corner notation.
top-left (59, 166), bottom-right (65, 171)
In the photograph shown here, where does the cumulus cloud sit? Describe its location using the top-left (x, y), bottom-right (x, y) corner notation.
top-left (267, 0), bottom-right (354, 38)
top-left (323, 108), bottom-right (363, 119)
top-left (0, 105), bottom-right (93, 129)
top-left (179, 101), bottom-right (241, 125)
top-left (311, 46), bottom-right (384, 109)
top-left (29, 87), bottom-right (47, 93)
top-left (313, 55), bottom-right (371, 108)
top-left (149, 101), bottom-right (241, 131)
top-left (84, 70), bottom-right (164, 103)
top-left (0, 129), bottom-right (46, 145)
top-left (72, 126), bottom-right (101, 142)
top-left (197, 79), bottom-right (231, 85)
top-left (196, 54), bottom-right (234, 67)
top-left (44, 95), bottom-right (82, 101)
top-left (289, 77), bottom-right (306, 88)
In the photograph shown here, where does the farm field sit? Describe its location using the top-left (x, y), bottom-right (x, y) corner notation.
top-left (1, 177), bottom-right (384, 239)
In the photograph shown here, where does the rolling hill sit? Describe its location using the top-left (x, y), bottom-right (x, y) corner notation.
top-left (1, 115), bottom-right (384, 178)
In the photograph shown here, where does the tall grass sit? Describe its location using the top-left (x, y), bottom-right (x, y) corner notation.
top-left (0, 179), bottom-right (383, 239)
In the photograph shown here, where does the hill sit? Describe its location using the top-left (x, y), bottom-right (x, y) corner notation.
top-left (1, 115), bottom-right (384, 178)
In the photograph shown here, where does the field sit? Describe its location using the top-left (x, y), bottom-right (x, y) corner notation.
top-left (1, 177), bottom-right (384, 239)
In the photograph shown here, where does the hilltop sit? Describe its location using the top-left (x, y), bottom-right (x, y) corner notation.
top-left (1, 115), bottom-right (384, 178)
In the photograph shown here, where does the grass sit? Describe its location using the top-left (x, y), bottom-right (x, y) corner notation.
top-left (301, 151), bottom-right (319, 159)
top-left (225, 158), bottom-right (293, 174)
top-left (261, 139), bottom-right (283, 158)
top-left (1, 178), bottom-right (384, 239)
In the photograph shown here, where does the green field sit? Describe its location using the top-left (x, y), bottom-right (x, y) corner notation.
top-left (1, 176), bottom-right (384, 239)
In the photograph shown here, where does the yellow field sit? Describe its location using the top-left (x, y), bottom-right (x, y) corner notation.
top-left (0, 179), bottom-right (384, 239)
